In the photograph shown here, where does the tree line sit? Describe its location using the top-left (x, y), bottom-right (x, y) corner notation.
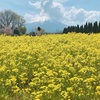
top-left (63, 21), bottom-right (100, 34)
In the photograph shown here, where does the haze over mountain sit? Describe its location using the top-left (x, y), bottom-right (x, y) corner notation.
top-left (26, 20), bottom-right (67, 33)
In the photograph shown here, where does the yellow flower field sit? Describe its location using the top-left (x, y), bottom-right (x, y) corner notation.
top-left (0, 33), bottom-right (100, 100)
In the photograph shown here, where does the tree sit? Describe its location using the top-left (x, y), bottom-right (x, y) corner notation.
top-left (87, 22), bottom-right (92, 33)
top-left (98, 21), bottom-right (100, 33)
top-left (79, 25), bottom-right (84, 33)
top-left (76, 25), bottom-right (79, 33)
top-left (18, 26), bottom-right (26, 34)
top-left (4, 26), bottom-right (13, 35)
top-left (63, 28), bottom-right (68, 33)
top-left (84, 22), bottom-right (88, 33)
top-left (0, 10), bottom-right (25, 30)
top-left (93, 21), bottom-right (98, 33)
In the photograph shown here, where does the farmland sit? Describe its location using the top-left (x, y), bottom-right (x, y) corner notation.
top-left (0, 33), bottom-right (100, 100)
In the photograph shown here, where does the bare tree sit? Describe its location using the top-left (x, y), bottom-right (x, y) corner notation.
top-left (0, 10), bottom-right (25, 30)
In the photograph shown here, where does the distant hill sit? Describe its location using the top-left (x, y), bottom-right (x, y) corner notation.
top-left (25, 20), bottom-right (67, 33)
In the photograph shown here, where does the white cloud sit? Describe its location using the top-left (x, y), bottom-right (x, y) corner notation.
top-left (26, 0), bottom-right (65, 23)
top-left (55, 0), bottom-right (69, 3)
top-left (25, 0), bottom-right (100, 25)
top-left (63, 7), bottom-right (100, 25)
top-left (29, 1), bottom-right (41, 9)
top-left (24, 12), bottom-right (49, 23)
top-left (41, 1), bottom-right (65, 21)
top-left (85, 11), bottom-right (100, 22)
top-left (24, 14), bottom-right (34, 23)
top-left (63, 7), bottom-right (87, 25)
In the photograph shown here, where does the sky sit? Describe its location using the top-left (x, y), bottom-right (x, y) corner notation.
top-left (0, 0), bottom-right (100, 26)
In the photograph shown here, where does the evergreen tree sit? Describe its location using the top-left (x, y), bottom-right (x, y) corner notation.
top-left (63, 21), bottom-right (100, 34)
top-left (67, 26), bottom-right (71, 32)
top-left (79, 25), bottom-right (84, 33)
top-left (63, 28), bottom-right (68, 33)
top-left (76, 25), bottom-right (79, 33)
top-left (84, 22), bottom-right (88, 33)
top-left (98, 21), bottom-right (100, 33)
top-left (88, 22), bottom-right (92, 33)
top-left (93, 21), bottom-right (98, 33)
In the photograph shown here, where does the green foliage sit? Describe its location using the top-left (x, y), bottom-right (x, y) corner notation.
top-left (63, 21), bottom-right (100, 34)
top-left (18, 26), bottom-right (26, 34)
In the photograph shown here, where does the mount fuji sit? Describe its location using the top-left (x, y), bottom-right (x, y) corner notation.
top-left (26, 20), bottom-right (67, 33)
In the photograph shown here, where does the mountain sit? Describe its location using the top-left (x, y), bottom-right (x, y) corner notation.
top-left (25, 20), bottom-right (67, 33)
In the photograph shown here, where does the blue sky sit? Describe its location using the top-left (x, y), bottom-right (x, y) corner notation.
top-left (0, 0), bottom-right (100, 26)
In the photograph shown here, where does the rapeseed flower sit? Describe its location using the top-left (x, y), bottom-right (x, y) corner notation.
top-left (0, 33), bottom-right (100, 99)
